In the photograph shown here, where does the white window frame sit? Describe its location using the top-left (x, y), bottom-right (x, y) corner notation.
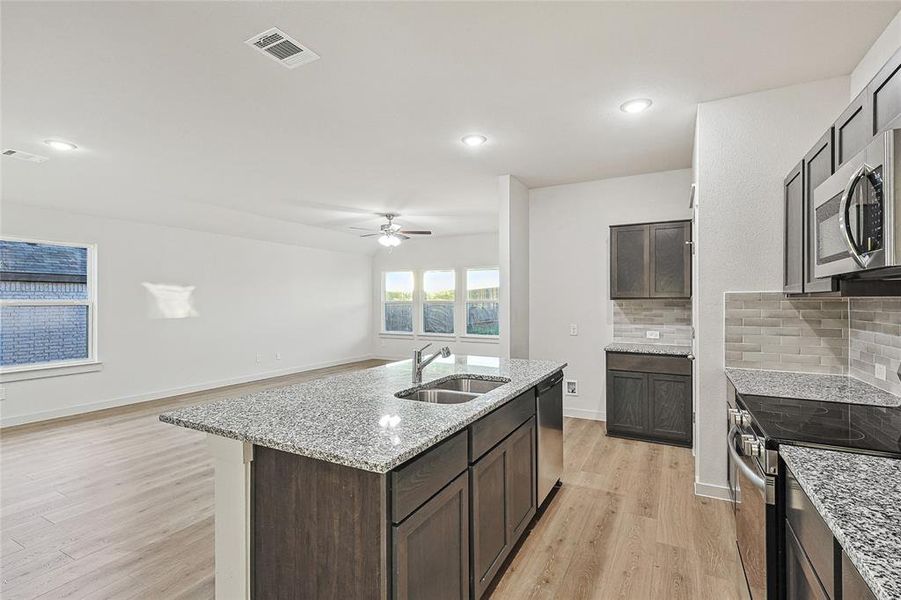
top-left (381, 270), bottom-right (415, 335)
top-left (0, 237), bottom-right (101, 381)
top-left (420, 268), bottom-right (457, 337)
top-left (464, 266), bottom-right (500, 339)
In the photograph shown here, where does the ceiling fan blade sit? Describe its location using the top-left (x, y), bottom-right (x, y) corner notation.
top-left (398, 234), bottom-right (411, 240)
top-left (359, 233), bottom-right (382, 238)
top-left (398, 230), bottom-right (432, 235)
top-left (349, 226), bottom-right (378, 231)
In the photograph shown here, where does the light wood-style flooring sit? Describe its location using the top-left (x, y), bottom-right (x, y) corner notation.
top-left (2, 361), bottom-right (743, 599)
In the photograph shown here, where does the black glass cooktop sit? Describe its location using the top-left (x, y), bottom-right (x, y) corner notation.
top-left (738, 394), bottom-right (901, 458)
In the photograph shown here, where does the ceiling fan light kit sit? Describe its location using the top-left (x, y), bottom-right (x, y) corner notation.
top-left (355, 213), bottom-right (432, 247)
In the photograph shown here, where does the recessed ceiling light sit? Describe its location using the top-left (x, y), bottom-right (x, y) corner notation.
top-left (461, 134), bottom-right (488, 147)
top-left (619, 98), bottom-right (653, 114)
top-left (44, 139), bottom-right (78, 151)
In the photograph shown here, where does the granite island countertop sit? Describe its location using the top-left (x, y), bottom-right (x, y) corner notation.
top-left (725, 368), bottom-right (901, 407)
top-left (780, 446), bottom-right (901, 600)
top-left (160, 355), bottom-right (566, 473)
top-left (604, 342), bottom-right (693, 357)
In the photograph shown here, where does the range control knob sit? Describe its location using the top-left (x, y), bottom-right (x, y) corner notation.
top-left (741, 434), bottom-right (763, 457)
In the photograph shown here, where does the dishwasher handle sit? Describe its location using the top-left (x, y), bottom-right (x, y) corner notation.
top-left (538, 371), bottom-right (564, 394)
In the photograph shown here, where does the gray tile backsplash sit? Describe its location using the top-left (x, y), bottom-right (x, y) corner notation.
top-left (724, 292), bottom-right (901, 395)
top-left (724, 292), bottom-right (848, 375)
top-left (849, 298), bottom-right (901, 396)
top-left (612, 299), bottom-right (692, 346)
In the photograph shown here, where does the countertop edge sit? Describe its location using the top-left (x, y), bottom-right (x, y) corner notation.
top-left (780, 448), bottom-right (895, 600)
top-left (603, 343), bottom-right (693, 357)
top-left (160, 360), bottom-right (567, 474)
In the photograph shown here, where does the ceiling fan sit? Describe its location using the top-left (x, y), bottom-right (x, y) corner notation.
top-left (351, 214), bottom-right (431, 247)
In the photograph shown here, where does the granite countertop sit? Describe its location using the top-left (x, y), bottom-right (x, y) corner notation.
top-left (725, 368), bottom-right (901, 408)
top-left (780, 446), bottom-right (901, 600)
top-left (604, 342), bottom-right (693, 357)
top-left (160, 355), bottom-right (566, 473)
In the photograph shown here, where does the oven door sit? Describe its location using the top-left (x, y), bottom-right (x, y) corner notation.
top-left (728, 427), bottom-right (771, 600)
top-left (814, 134), bottom-right (887, 278)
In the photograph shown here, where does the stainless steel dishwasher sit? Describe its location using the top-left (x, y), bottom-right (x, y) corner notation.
top-left (536, 370), bottom-right (564, 506)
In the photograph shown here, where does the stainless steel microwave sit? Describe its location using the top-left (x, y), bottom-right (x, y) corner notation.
top-left (813, 129), bottom-right (900, 278)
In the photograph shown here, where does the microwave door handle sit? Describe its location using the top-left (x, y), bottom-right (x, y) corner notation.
top-left (727, 427), bottom-right (765, 491)
top-left (839, 165), bottom-right (869, 268)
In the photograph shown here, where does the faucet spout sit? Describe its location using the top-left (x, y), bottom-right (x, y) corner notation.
top-left (412, 345), bottom-right (451, 384)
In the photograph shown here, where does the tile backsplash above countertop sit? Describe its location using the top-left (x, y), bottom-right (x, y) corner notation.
top-left (724, 292), bottom-right (901, 397)
top-left (612, 298), bottom-right (692, 346)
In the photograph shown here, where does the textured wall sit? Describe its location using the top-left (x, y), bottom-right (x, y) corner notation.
top-left (612, 299), bottom-right (692, 345)
top-left (849, 298), bottom-right (901, 395)
top-left (724, 292), bottom-right (847, 374)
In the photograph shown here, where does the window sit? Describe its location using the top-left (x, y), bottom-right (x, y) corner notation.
top-left (466, 268), bottom-right (500, 336)
top-left (422, 270), bottom-right (455, 334)
top-left (383, 271), bottom-right (414, 333)
top-left (0, 239), bottom-right (96, 371)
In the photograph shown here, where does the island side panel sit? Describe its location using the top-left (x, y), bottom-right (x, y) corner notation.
top-left (252, 445), bottom-right (389, 600)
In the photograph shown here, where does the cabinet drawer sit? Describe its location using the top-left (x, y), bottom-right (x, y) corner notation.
top-left (469, 390), bottom-right (535, 462)
top-left (606, 352), bottom-right (691, 376)
top-left (391, 430), bottom-right (468, 523)
top-left (785, 467), bottom-right (835, 599)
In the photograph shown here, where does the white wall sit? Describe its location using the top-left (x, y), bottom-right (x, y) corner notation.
top-left (371, 233), bottom-right (500, 360)
top-left (850, 9), bottom-right (901, 98)
top-left (529, 169), bottom-right (692, 421)
top-left (498, 175), bottom-right (530, 359)
top-left (1, 203), bottom-right (373, 426)
top-left (693, 77), bottom-right (850, 498)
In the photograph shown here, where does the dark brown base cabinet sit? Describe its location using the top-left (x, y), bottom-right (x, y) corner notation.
top-left (605, 352), bottom-right (692, 447)
top-left (251, 379), bottom-right (557, 600)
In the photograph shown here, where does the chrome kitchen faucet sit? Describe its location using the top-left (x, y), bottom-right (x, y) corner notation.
top-left (412, 343), bottom-right (451, 384)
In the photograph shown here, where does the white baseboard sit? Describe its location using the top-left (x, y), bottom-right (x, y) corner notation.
top-left (563, 407), bottom-right (606, 421)
top-left (694, 481), bottom-right (732, 501)
top-left (1, 354), bottom-right (376, 428)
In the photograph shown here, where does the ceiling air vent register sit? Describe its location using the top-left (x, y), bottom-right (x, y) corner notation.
top-left (245, 28), bottom-right (320, 69)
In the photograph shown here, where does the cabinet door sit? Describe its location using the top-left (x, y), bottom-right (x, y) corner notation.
top-left (834, 89), bottom-right (872, 168)
top-left (842, 550), bottom-right (877, 600)
top-left (471, 440), bottom-right (511, 599)
top-left (649, 221), bottom-right (691, 298)
top-left (647, 373), bottom-right (692, 446)
top-left (610, 224), bottom-right (649, 298)
top-left (606, 370), bottom-right (648, 437)
top-left (784, 161), bottom-right (804, 294)
top-left (393, 472), bottom-right (469, 600)
top-left (505, 417), bottom-right (536, 544)
top-left (803, 130), bottom-right (837, 294)
top-left (869, 46), bottom-right (901, 136)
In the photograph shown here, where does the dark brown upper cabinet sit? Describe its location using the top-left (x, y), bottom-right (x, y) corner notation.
top-left (783, 160), bottom-right (804, 295)
top-left (802, 130), bottom-right (838, 294)
top-left (833, 89), bottom-right (872, 168)
top-left (870, 46), bottom-right (901, 136)
top-left (610, 220), bottom-right (691, 299)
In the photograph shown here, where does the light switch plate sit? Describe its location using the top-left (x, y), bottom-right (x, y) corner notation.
top-left (876, 364), bottom-right (887, 381)
top-left (569, 324), bottom-right (578, 336)
top-left (646, 330), bottom-right (660, 339)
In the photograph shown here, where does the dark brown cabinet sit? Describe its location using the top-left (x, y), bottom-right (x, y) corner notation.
top-left (610, 220), bottom-right (691, 299)
top-left (834, 89), bottom-right (872, 168)
top-left (393, 472), bottom-right (470, 600)
top-left (841, 550), bottom-right (877, 600)
top-left (870, 47), bottom-right (901, 136)
top-left (605, 352), bottom-right (692, 447)
top-left (470, 417), bottom-right (536, 599)
top-left (783, 160), bottom-right (804, 294)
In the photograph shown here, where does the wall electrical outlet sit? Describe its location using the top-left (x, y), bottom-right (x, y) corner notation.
top-left (569, 324), bottom-right (578, 336)
top-left (275, 352), bottom-right (282, 361)
top-left (875, 364), bottom-right (887, 381)
top-left (565, 380), bottom-right (578, 396)
top-left (646, 330), bottom-right (660, 339)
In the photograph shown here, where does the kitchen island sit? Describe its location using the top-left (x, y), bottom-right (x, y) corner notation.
top-left (160, 355), bottom-right (566, 600)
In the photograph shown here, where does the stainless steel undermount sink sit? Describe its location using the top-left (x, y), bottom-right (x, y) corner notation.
top-left (396, 376), bottom-right (510, 404)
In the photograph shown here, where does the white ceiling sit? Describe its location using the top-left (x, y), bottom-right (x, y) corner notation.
top-left (2, 1), bottom-right (899, 246)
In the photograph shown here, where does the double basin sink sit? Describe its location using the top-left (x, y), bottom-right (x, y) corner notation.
top-left (396, 376), bottom-right (509, 404)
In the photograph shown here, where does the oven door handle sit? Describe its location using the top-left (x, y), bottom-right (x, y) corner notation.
top-left (727, 427), bottom-right (766, 491)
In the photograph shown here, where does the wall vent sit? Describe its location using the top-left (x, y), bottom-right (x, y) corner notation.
top-left (245, 27), bottom-right (320, 69)
top-left (2, 149), bottom-right (48, 163)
